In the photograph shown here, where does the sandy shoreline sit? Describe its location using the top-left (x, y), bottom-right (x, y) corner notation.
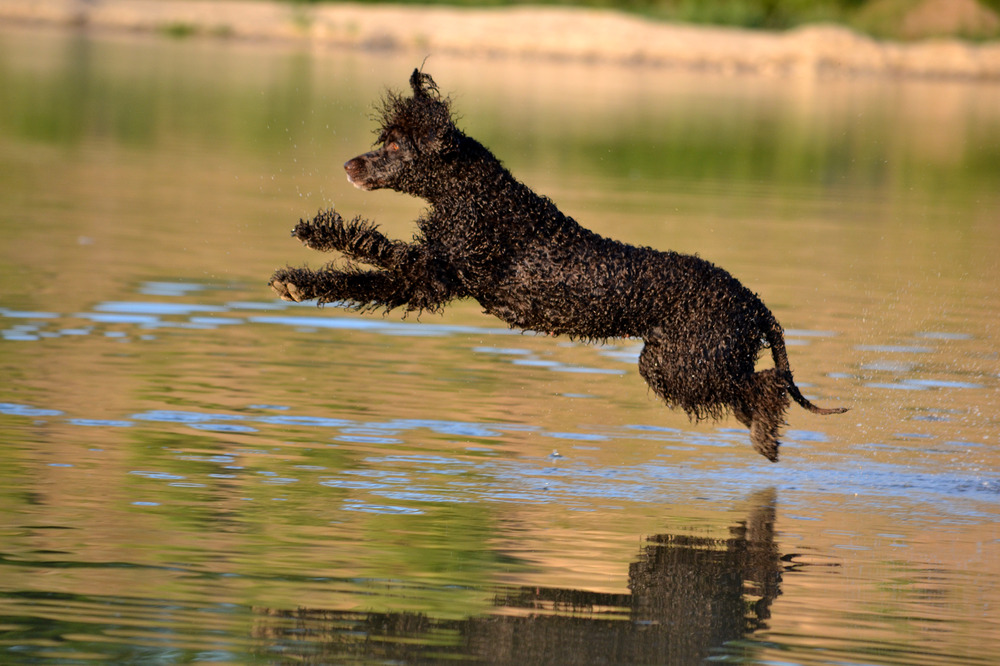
top-left (3, 0), bottom-right (1000, 79)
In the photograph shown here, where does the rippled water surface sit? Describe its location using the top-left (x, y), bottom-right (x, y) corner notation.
top-left (2, 25), bottom-right (999, 664)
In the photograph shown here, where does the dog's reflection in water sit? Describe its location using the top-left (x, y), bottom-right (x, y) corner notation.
top-left (252, 489), bottom-right (783, 663)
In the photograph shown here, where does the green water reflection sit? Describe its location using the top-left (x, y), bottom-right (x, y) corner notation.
top-left (3, 26), bottom-right (999, 207)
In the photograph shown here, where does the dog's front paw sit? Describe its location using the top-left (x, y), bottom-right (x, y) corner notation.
top-left (291, 209), bottom-right (344, 250)
top-left (269, 279), bottom-right (305, 302)
top-left (269, 269), bottom-right (310, 302)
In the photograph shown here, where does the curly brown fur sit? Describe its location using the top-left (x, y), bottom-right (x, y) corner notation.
top-left (269, 69), bottom-right (847, 461)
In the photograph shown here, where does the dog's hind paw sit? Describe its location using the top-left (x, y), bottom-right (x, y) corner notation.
top-left (749, 416), bottom-right (783, 463)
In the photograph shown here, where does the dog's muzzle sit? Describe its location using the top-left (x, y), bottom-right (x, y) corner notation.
top-left (344, 156), bottom-right (376, 190)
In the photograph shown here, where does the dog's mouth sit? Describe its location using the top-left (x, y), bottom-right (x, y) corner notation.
top-left (345, 172), bottom-right (374, 191)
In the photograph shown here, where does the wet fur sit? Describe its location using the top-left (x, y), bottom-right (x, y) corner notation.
top-left (269, 70), bottom-right (846, 461)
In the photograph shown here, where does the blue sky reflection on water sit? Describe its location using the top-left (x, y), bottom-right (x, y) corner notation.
top-left (1, 298), bottom-right (997, 522)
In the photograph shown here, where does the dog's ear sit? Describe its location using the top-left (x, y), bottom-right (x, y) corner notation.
top-left (410, 69), bottom-right (439, 99)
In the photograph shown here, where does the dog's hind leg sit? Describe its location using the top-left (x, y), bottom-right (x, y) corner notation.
top-left (639, 336), bottom-right (788, 461)
top-left (733, 369), bottom-right (790, 463)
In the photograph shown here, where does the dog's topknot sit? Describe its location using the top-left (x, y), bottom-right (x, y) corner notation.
top-left (375, 69), bottom-right (455, 152)
top-left (409, 68), bottom-right (439, 99)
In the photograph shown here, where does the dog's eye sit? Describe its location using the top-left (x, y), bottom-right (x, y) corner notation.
top-left (387, 141), bottom-right (400, 152)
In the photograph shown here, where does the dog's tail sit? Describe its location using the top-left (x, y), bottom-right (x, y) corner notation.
top-left (763, 311), bottom-right (849, 415)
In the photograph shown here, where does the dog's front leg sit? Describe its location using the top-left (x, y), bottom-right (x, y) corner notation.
top-left (291, 209), bottom-right (412, 270)
top-left (269, 265), bottom-right (412, 310)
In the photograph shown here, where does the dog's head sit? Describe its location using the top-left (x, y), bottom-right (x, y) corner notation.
top-left (344, 69), bottom-right (458, 195)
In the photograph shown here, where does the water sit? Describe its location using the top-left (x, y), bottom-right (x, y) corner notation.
top-left (1, 24), bottom-right (999, 665)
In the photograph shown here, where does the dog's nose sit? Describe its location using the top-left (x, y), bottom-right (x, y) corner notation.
top-left (344, 157), bottom-right (372, 190)
top-left (344, 157), bottom-right (367, 174)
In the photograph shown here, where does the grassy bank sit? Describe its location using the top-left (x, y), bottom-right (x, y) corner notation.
top-left (287, 0), bottom-right (1000, 40)
top-left (3, 0), bottom-right (1000, 78)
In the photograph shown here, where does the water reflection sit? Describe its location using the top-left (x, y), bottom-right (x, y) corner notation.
top-left (252, 490), bottom-right (781, 663)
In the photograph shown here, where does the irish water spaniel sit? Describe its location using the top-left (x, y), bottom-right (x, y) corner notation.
top-left (269, 69), bottom-right (847, 461)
